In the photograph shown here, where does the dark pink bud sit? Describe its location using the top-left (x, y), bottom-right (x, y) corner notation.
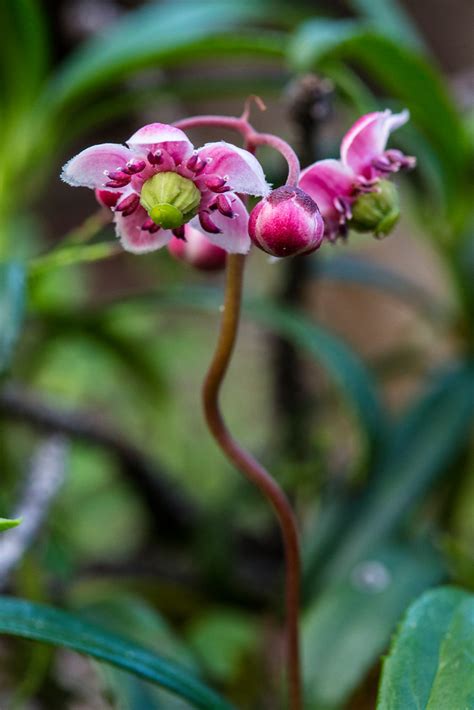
top-left (168, 225), bottom-right (226, 271)
top-left (204, 175), bottom-right (230, 193)
top-left (199, 210), bottom-right (222, 234)
top-left (95, 189), bottom-right (121, 208)
top-left (249, 186), bottom-right (325, 257)
top-left (123, 159), bottom-right (146, 175)
top-left (115, 193), bottom-right (139, 216)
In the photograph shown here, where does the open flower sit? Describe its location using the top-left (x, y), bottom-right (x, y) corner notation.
top-left (299, 109), bottom-right (416, 240)
top-left (61, 122), bottom-right (270, 254)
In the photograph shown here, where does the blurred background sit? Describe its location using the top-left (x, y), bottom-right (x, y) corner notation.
top-left (0, 1), bottom-right (473, 708)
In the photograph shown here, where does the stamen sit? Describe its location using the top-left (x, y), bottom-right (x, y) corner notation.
top-left (115, 193), bottom-right (139, 216)
top-left (105, 176), bottom-right (131, 188)
top-left (123, 159), bottom-right (146, 175)
top-left (186, 154), bottom-right (206, 175)
top-left (334, 196), bottom-right (352, 221)
top-left (204, 176), bottom-right (230, 193)
top-left (199, 210), bottom-right (222, 234)
top-left (215, 194), bottom-right (234, 217)
top-left (142, 217), bottom-right (160, 233)
top-left (172, 226), bottom-right (186, 240)
top-left (106, 170), bottom-right (130, 182)
top-left (147, 150), bottom-right (162, 166)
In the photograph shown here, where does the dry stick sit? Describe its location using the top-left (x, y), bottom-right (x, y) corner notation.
top-left (203, 254), bottom-right (301, 710)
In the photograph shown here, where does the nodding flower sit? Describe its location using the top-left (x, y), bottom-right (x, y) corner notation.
top-left (298, 109), bottom-right (416, 240)
top-left (61, 122), bottom-right (270, 255)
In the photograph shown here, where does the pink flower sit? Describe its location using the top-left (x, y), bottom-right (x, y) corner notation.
top-left (299, 110), bottom-right (416, 240)
top-left (168, 225), bottom-right (226, 271)
top-left (249, 186), bottom-right (324, 257)
top-left (61, 123), bottom-right (270, 255)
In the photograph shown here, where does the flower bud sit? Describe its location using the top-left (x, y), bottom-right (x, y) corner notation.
top-left (350, 180), bottom-right (400, 237)
top-left (140, 172), bottom-right (201, 229)
top-left (249, 186), bottom-right (324, 257)
top-left (168, 225), bottom-right (226, 271)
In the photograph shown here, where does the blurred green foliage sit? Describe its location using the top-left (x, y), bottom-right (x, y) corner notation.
top-left (0, 0), bottom-right (473, 707)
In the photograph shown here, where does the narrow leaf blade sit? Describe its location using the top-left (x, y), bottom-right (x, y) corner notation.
top-left (0, 597), bottom-right (234, 710)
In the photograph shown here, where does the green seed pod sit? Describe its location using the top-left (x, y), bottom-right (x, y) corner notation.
top-left (350, 180), bottom-right (400, 237)
top-left (140, 172), bottom-right (201, 229)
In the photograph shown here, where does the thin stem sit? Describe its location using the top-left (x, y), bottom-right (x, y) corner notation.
top-left (248, 133), bottom-right (300, 186)
top-left (203, 253), bottom-right (302, 710)
top-left (173, 115), bottom-right (300, 186)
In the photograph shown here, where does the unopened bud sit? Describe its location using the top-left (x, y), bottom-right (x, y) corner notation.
top-left (249, 186), bottom-right (324, 257)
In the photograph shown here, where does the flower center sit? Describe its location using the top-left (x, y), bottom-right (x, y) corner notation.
top-left (140, 172), bottom-right (201, 229)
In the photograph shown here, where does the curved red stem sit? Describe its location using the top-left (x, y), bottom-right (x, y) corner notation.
top-left (202, 253), bottom-right (302, 710)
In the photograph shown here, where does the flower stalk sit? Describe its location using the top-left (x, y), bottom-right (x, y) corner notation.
top-left (202, 252), bottom-right (302, 710)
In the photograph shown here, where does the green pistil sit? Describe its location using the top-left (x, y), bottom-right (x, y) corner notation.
top-left (140, 172), bottom-right (201, 229)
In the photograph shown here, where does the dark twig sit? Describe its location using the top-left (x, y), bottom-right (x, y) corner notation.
top-left (0, 385), bottom-right (196, 539)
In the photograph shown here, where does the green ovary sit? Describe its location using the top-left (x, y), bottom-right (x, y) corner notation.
top-left (350, 180), bottom-right (400, 237)
top-left (140, 172), bottom-right (201, 229)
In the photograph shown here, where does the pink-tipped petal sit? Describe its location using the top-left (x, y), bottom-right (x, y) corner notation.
top-left (191, 194), bottom-right (250, 254)
top-left (197, 141), bottom-right (270, 197)
top-left (340, 109), bottom-right (410, 176)
top-left (299, 159), bottom-right (355, 221)
top-left (115, 205), bottom-right (172, 254)
top-left (127, 123), bottom-right (194, 163)
top-left (61, 143), bottom-right (133, 189)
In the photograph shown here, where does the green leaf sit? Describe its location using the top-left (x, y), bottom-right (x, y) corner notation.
top-left (377, 586), bottom-right (474, 710)
top-left (0, 262), bottom-right (25, 374)
top-left (319, 364), bottom-right (474, 586)
top-left (0, 597), bottom-right (235, 710)
top-left (0, 0), bottom-right (48, 105)
top-left (303, 542), bottom-right (444, 709)
top-left (288, 21), bottom-right (468, 210)
top-left (0, 518), bottom-right (21, 532)
top-left (43, 1), bottom-right (287, 113)
top-left (345, 0), bottom-right (423, 48)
